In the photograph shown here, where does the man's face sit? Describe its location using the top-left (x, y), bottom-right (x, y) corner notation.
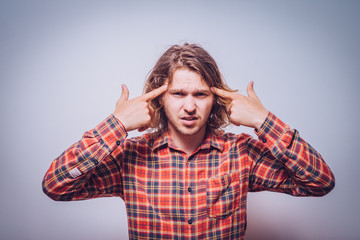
top-left (163, 68), bottom-right (214, 138)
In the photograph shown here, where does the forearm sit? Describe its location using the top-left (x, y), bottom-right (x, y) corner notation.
top-left (42, 115), bottom-right (127, 201)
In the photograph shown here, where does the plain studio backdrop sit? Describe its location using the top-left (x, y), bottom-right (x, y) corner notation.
top-left (1, 0), bottom-right (359, 239)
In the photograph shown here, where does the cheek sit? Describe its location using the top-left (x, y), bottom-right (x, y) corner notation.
top-left (199, 98), bottom-right (214, 114)
top-left (206, 97), bottom-right (215, 109)
top-left (163, 95), bottom-right (179, 112)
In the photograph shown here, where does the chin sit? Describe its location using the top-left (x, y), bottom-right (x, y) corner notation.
top-left (168, 120), bottom-right (206, 137)
top-left (180, 131), bottom-right (198, 136)
top-left (178, 126), bottom-right (203, 136)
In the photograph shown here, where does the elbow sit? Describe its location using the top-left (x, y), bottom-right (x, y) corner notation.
top-left (42, 179), bottom-right (62, 201)
top-left (314, 175), bottom-right (336, 197)
top-left (322, 176), bottom-right (336, 196)
top-left (42, 185), bottom-right (64, 201)
top-left (42, 186), bottom-right (74, 201)
top-left (298, 173), bottom-right (336, 197)
top-left (42, 177), bottom-right (73, 201)
top-left (323, 170), bottom-right (336, 196)
top-left (42, 187), bottom-right (61, 201)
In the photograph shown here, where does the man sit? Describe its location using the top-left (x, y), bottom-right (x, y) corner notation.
top-left (42, 43), bottom-right (335, 239)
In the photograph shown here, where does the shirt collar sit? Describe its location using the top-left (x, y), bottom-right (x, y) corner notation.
top-left (152, 131), bottom-right (224, 152)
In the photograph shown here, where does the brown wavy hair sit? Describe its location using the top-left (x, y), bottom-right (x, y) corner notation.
top-left (144, 43), bottom-right (234, 136)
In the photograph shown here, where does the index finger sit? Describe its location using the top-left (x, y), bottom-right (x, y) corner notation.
top-left (142, 84), bottom-right (168, 101)
top-left (211, 87), bottom-right (237, 100)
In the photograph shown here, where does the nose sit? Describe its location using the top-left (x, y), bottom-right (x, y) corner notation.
top-left (183, 96), bottom-right (196, 114)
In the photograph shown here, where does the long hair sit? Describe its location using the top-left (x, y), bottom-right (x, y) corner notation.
top-left (144, 43), bottom-right (234, 136)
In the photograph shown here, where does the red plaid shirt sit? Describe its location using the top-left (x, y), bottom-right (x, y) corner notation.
top-left (42, 112), bottom-right (335, 239)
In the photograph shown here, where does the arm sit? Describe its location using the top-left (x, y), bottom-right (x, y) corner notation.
top-left (212, 82), bottom-right (335, 196)
top-left (248, 112), bottom-right (335, 196)
top-left (42, 115), bottom-right (127, 201)
top-left (42, 84), bottom-right (168, 201)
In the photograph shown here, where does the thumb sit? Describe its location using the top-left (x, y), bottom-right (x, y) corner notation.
top-left (119, 84), bottom-right (129, 102)
top-left (247, 81), bottom-right (256, 98)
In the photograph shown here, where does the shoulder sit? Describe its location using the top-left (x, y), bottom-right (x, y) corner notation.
top-left (211, 130), bottom-right (255, 150)
top-left (124, 133), bottom-right (154, 149)
top-left (219, 131), bottom-right (254, 143)
top-left (218, 131), bottom-right (269, 159)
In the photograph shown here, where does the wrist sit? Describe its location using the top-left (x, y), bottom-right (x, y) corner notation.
top-left (113, 114), bottom-right (128, 132)
top-left (254, 110), bottom-right (269, 130)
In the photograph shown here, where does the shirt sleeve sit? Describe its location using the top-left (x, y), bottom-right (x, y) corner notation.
top-left (42, 115), bottom-right (127, 201)
top-left (248, 112), bottom-right (335, 196)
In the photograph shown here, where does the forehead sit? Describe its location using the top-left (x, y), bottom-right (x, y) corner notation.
top-left (169, 68), bottom-right (210, 90)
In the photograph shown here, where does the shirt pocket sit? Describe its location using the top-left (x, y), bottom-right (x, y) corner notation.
top-left (206, 171), bottom-right (240, 219)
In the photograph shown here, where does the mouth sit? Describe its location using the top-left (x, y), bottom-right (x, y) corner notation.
top-left (181, 116), bottom-right (198, 121)
top-left (181, 116), bottom-right (198, 125)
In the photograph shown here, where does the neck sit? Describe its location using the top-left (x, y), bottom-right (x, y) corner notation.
top-left (168, 127), bottom-right (207, 156)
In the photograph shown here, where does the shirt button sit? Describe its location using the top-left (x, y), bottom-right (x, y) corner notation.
top-left (262, 138), bottom-right (267, 143)
top-left (187, 187), bottom-right (192, 193)
top-left (116, 140), bottom-right (121, 146)
top-left (92, 159), bottom-right (98, 165)
top-left (188, 219), bottom-right (192, 225)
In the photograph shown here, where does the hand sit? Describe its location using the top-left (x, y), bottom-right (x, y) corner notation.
top-left (113, 84), bottom-right (168, 132)
top-left (211, 81), bottom-right (269, 129)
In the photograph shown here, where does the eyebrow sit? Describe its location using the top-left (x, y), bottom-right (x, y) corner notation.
top-left (168, 88), bottom-right (212, 94)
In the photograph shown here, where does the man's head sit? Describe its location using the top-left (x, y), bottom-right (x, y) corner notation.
top-left (144, 43), bottom-right (233, 135)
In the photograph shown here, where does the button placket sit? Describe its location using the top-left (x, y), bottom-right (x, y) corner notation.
top-left (184, 155), bottom-right (194, 229)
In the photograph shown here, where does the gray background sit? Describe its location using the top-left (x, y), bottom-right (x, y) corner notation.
top-left (1, 0), bottom-right (359, 239)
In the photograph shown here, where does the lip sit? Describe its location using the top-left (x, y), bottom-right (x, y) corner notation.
top-left (181, 116), bottom-right (197, 120)
top-left (181, 116), bottom-right (198, 125)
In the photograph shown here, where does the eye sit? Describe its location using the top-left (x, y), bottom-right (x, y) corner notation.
top-left (172, 92), bottom-right (185, 96)
top-left (194, 92), bottom-right (208, 97)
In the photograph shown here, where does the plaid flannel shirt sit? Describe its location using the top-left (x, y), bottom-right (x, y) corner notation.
top-left (42, 112), bottom-right (335, 239)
